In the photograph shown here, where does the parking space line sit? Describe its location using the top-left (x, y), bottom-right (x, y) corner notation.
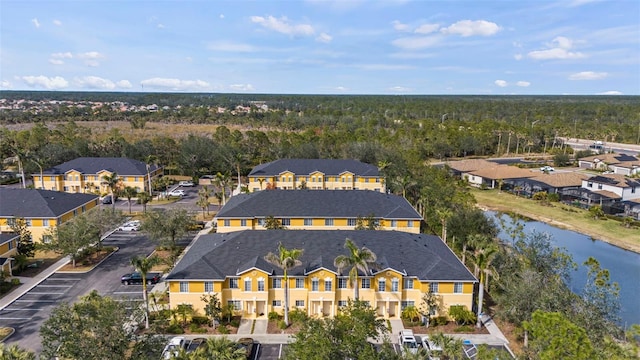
top-left (113, 291), bottom-right (142, 295)
top-left (28, 292), bottom-right (65, 295)
top-left (2, 308), bottom-right (37, 311)
top-left (0, 317), bottom-right (31, 320)
top-left (15, 299), bottom-right (57, 303)
top-left (278, 344), bottom-right (283, 359)
top-left (46, 278), bottom-right (82, 281)
top-left (37, 284), bottom-right (73, 288)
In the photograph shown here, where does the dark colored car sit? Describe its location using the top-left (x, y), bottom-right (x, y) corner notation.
top-left (120, 272), bottom-right (161, 285)
top-left (186, 338), bottom-right (206, 353)
top-left (237, 338), bottom-right (255, 359)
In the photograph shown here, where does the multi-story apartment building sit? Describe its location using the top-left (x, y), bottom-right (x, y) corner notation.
top-left (214, 190), bottom-right (422, 234)
top-left (34, 157), bottom-right (163, 195)
top-left (247, 159), bottom-right (385, 192)
top-left (0, 233), bottom-right (19, 275)
top-left (166, 230), bottom-right (476, 320)
top-left (0, 188), bottom-right (99, 243)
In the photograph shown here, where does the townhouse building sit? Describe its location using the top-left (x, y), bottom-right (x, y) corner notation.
top-left (214, 190), bottom-right (422, 234)
top-left (166, 230), bottom-right (476, 320)
top-left (0, 233), bottom-right (19, 275)
top-left (247, 159), bottom-right (385, 193)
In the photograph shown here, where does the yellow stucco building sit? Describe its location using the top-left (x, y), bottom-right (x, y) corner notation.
top-left (166, 230), bottom-right (476, 320)
top-left (0, 233), bottom-right (19, 275)
top-left (0, 188), bottom-right (99, 244)
top-left (34, 157), bottom-right (162, 195)
top-left (215, 190), bottom-right (422, 234)
top-left (248, 159), bottom-right (385, 192)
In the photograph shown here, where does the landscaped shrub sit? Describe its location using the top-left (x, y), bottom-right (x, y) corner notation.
top-left (166, 324), bottom-right (184, 334)
top-left (448, 305), bottom-right (476, 326)
top-left (454, 325), bottom-right (475, 333)
top-left (430, 316), bottom-right (448, 327)
top-left (190, 315), bottom-right (209, 325)
top-left (547, 193), bottom-right (560, 202)
top-left (218, 325), bottom-right (229, 334)
top-left (268, 311), bottom-right (281, 321)
top-left (230, 319), bottom-right (240, 328)
top-left (10, 278), bottom-right (20, 286)
top-left (289, 308), bottom-right (308, 323)
top-left (189, 323), bottom-right (201, 332)
top-left (278, 320), bottom-right (287, 330)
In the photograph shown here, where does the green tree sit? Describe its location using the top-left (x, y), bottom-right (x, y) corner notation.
top-left (43, 214), bottom-right (99, 267)
top-left (130, 255), bottom-right (161, 329)
top-left (201, 293), bottom-right (223, 327)
top-left (401, 305), bottom-right (421, 323)
top-left (523, 310), bottom-right (595, 360)
top-left (122, 186), bottom-right (138, 214)
top-left (213, 171), bottom-right (232, 205)
top-left (84, 208), bottom-right (125, 251)
top-left (435, 208), bottom-right (453, 243)
top-left (195, 337), bottom-right (246, 360)
top-left (9, 218), bottom-right (35, 258)
top-left (263, 215), bottom-right (285, 230)
top-left (198, 185), bottom-right (212, 215)
top-left (0, 343), bottom-right (36, 360)
top-left (469, 246), bottom-right (498, 328)
top-left (334, 238), bottom-right (378, 300)
top-left (102, 172), bottom-right (120, 213)
top-left (41, 291), bottom-right (134, 360)
top-left (141, 209), bottom-right (191, 262)
top-left (588, 205), bottom-right (605, 220)
top-left (264, 242), bottom-right (304, 326)
top-left (137, 191), bottom-right (152, 213)
top-left (430, 332), bottom-right (464, 360)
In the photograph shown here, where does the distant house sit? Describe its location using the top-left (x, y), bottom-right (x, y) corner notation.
top-left (34, 157), bottom-right (162, 195)
top-left (578, 153), bottom-right (640, 176)
top-left (524, 172), bottom-right (590, 198)
top-left (466, 165), bottom-right (534, 189)
top-left (165, 230), bottom-right (476, 320)
top-left (247, 159), bottom-right (385, 193)
top-left (0, 188), bottom-right (99, 243)
top-left (580, 174), bottom-right (640, 205)
top-left (446, 159), bottom-right (496, 179)
top-left (0, 233), bottom-right (19, 275)
top-left (214, 190), bottom-right (422, 234)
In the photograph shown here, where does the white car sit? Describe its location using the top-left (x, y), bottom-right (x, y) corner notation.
top-left (398, 330), bottom-right (419, 355)
top-left (168, 189), bottom-right (186, 197)
top-left (540, 165), bottom-right (555, 172)
top-left (179, 180), bottom-right (195, 187)
top-left (421, 335), bottom-right (443, 360)
top-left (162, 336), bottom-right (187, 359)
top-left (118, 220), bottom-right (141, 231)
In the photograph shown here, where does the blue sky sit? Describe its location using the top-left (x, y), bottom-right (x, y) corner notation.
top-left (1, 0), bottom-right (638, 95)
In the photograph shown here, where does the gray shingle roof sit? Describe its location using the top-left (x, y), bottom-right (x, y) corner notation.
top-left (166, 230), bottom-right (476, 282)
top-left (0, 233), bottom-right (19, 246)
top-left (215, 190), bottom-right (421, 219)
top-left (248, 159), bottom-right (379, 177)
top-left (0, 189), bottom-right (98, 218)
top-left (41, 157), bottom-right (160, 176)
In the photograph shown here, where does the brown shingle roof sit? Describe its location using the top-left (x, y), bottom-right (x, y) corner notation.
top-left (592, 190), bottom-right (621, 199)
top-left (580, 153), bottom-right (640, 167)
top-left (446, 159), bottom-right (495, 172)
top-left (469, 165), bottom-right (534, 180)
top-left (528, 172), bottom-right (589, 188)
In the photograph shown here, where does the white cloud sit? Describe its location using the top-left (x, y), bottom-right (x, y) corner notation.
top-left (414, 23), bottom-right (440, 34)
top-left (596, 90), bottom-right (623, 95)
top-left (53, 19), bottom-right (62, 26)
top-left (1, 80), bottom-right (12, 89)
top-left (514, 53), bottom-right (523, 60)
top-left (495, 80), bottom-right (508, 87)
top-left (441, 20), bottom-right (501, 37)
top-left (52, 52), bottom-right (73, 59)
top-left (22, 75), bottom-right (69, 89)
top-left (568, 71), bottom-right (607, 80)
top-left (392, 36), bottom-right (441, 50)
top-left (527, 36), bottom-right (586, 60)
top-left (140, 77), bottom-right (211, 91)
top-left (219, 14), bottom-right (225, 19)
top-left (392, 20), bottom-right (410, 32)
top-left (316, 32), bottom-right (333, 43)
top-left (31, 18), bottom-right (40, 28)
top-left (335, 86), bottom-right (348, 92)
top-left (117, 80), bottom-right (132, 88)
top-left (251, 15), bottom-right (315, 36)
top-left (208, 41), bottom-right (255, 52)
top-left (157, 23), bottom-right (165, 29)
top-left (229, 84), bottom-right (255, 92)
top-left (389, 86), bottom-right (412, 92)
top-left (516, 81), bottom-right (531, 87)
top-left (77, 51), bottom-right (105, 67)
top-left (359, 64), bottom-right (414, 70)
top-left (74, 76), bottom-right (116, 90)
top-left (49, 59), bottom-right (65, 65)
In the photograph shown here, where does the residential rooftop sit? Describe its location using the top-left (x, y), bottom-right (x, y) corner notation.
top-left (41, 157), bottom-right (160, 176)
top-left (248, 159), bottom-right (380, 177)
top-left (0, 188), bottom-right (98, 218)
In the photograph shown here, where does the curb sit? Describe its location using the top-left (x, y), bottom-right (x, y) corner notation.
top-left (0, 327), bottom-right (15, 343)
top-left (57, 247), bottom-right (120, 274)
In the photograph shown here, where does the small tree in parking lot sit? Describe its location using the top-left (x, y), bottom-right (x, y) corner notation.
top-left (131, 255), bottom-right (161, 330)
top-left (141, 209), bottom-right (192, 263)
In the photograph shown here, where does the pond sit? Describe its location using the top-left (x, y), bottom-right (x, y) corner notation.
top-left (488, 211), bottom-right (640, 328)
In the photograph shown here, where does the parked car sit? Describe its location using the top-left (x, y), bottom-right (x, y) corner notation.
top-left (168, 189), bottom-right (186, 197)
top-left (186, 338), bottom-right (206, 353)
top-left (540, 165), bottom-right (555, 172)
top-left (162, 336), bottom-right (187, 359)
top-left (237, 338), bottom-right (255, 359)
top-left (118, 220), bottom-right (141, 231)
top-left (179, 180), bottom-right (195, 187)
top-left (120, 272), bottom-right (161, 285)
top-left (398, 330), bottom-right (419, 355)
top-left (101, 195), bottom-right (113, 204)
top-left (421, 335), bottom-right (443, 360)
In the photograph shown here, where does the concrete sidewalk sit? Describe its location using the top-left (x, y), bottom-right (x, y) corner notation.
top-left (0, 256), bottom-right (70, 311)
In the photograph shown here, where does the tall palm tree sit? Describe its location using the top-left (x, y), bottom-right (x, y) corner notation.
top-left (122, 186), bottom-right (138, 214)
top-left (130, 255), bottom-right (161, 329)
top-left (435, 208), bottom-right (453, 244)
top-left (198, 185), bottom-right (211, 215)
top-left (137, 191), bottom-right (151, 213)
top-left (102, 172), bottom-right (120, 212)
top-left (470, 246), bottom-right (498, 328)
top-left (213, 172), bottom-right (232, 205)
top-left (145, 155), bottom-right (158, 196)
top-left (264, 242), bottom-right (304, 326)
top-left (334, 238), bottom-right (378, 300)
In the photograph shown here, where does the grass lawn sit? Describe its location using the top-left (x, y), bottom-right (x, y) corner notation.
top-left (472, 189), bottom-right (640, 254)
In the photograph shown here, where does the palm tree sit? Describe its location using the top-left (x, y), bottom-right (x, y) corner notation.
top-left (122, 186), bottom-right (138, 214)
top-left (130, 255), bottom-right (161, 329)
top-left (435, 208), bottom-right (453, 244)
top-left (196, 337), bottom-right (247, 360)
top-left (196, 196), bottom-right (209, 219)
top-left (0, 343), bottom-right (35, 360)
top-left (145, 155), bottom-right (158, 196)
top-left (431, 332), bottom-right (464, 360)
top-left (470, 246), bottom-right (498, 328)
top-left (198, 185), bottom-right (211, 215)
top-left (334, 238), bottom-right (378, 300)
top-left (213, 172), bottom-right (232, 205)
top-left (257, 178), bottom-right (266, 190)
top-left (264, 242), bottom-right (304, 326)
top-left (102, 172), bottom-right (120, 212)
top-left (138, 191), bottom-right (152, 213)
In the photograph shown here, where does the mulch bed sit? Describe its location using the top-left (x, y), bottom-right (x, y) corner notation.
top-left (403, 321), bottom-right (489, 335)
top-left (266, 320), bottom-right (303, 334)
top-left (13, 258), bottom-right (60, 277)
top-left (59, 248), bottom-right (116, 272)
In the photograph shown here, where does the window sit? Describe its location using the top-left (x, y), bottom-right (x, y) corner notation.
top-left (179, 282), bottom-right (189, 293)
top-left (407, 220), bottom-right (414, 227)
top-left (632, 187), bottom-right (636, 194)
top-left (361, 278), bottom-right (370, 289)
top-left (338, 300), bottom-right (347, 307)
top-left (272, 300), bottom-right (282, 307)
top-left (229, 278), bottom-right (239, 289)
top-left (42, 235), bottom-right (53, 244)
top-left (258, 218), bottom-right (266, 227)
top-left (587, 182), bottom-right (593, 188)
top-left (304, 218), bottom-right (313, 226)
top-left (281, 218), bottom-right (291, 226)
top-left (403, 278), bottom-right (413, 289)
top-left (378, 279), bottom-right (386, 292)
top-left (281, 176), bottom-right (285, 182)
top-left (295, 300), bottom-right (304, 307)
top-left (240, 219), bottom-right (247, 227)
top-left (401, 301), bottom-right (415, 310)
top-left (391, 278), bottom-right (399, 292)
top-left (347, 218), bottom-right (356, 226)
top-left (429, 282), bottom-right (439, 293)
top-left (204, 282), bottom-right (213, 293)
top-left (258, 279), bottom-right (265, 291)
top-left (228, 300), bottom-right (241, 309)
top-left (63, 186), bottom-right (69, 192)
top-left (341, 177), bottom-right (345, 182)
top-left (295, 278), bottom-right (305, 289)
top-left (324, 279), bottom-right (332, 291)
top-left (390, 220), bottom-right (397, 227)
top-left (272, 278), bottom-right (282, 288)
top-left (43, 219), bottom-right (49, 227)
top-left (376, 178), bottom-right (380, 183)
top-left (8, 241), bottom-right (14, 250)
top-left (73, 209), bottom-right (78, 216)
top-left (223, 219), bottom-right (230, 227)
top-left (244, 279), bottom-right (252, 291)
top-left (25, 219), bottom-right (32, 226)
top-left (325, 218), bottom-right (334, 226)
top-left (454, 282), bottom-right (463, 293)
top-left (311, 278), bottom-right (319, 291)
top-left (338, 278), bottom-right (348, 289)
top-left (288, 176), bottom-right (292, 182)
